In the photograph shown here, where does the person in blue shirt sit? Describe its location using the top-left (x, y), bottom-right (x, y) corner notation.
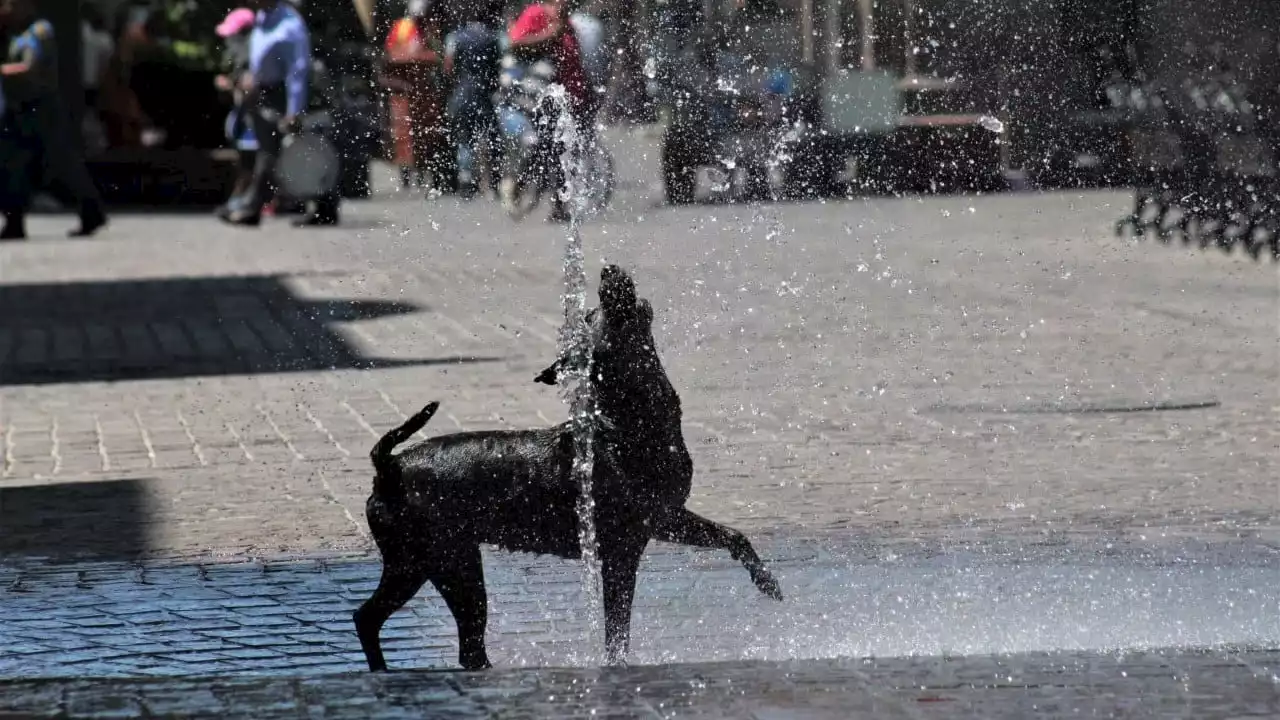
top-left (222, 0), bottom-right (316, 227)
top-left (0, 0), bottom-right (108, 240)
top-left (444, 3), bottom-right (502, 199)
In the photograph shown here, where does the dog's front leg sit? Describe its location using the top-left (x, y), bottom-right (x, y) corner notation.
top-left (429, 544), bottom-right (492, 671)
top-left (651, 507), bottom-right (784, 601)
top-left (599, 537), bottom-right (647, 666)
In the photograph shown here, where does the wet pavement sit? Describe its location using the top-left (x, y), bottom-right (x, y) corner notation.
top-left (1, 535), bottom-right (1276, 678)
top-left (2, 649), bottom-right (1277, 718)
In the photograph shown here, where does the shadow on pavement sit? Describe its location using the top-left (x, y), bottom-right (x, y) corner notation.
top-left (0, 478), bottom-right (153, 562)
top-left (0, 275), bottom-right (500, 386)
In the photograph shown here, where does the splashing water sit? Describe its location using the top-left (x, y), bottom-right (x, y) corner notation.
top-left (977, 115), bottom-right (1006, 133)
top-left (546, 84), bottom-right (605, 658)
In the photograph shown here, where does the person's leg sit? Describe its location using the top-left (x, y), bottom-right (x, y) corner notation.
top-left (0, 165), bottom-right (31, 240)
top-left (292, 191), bottom-right (340, 227)
top-left (0, 119), bottom-right (33, 240)
top-left (219, 149), bottom-right (257, 217)
top-left (482, 110), bottom-right (500, 196)
top-left (46, 122), bottom-right (108, 237)
top-left (229, 111), bottom-right (282, 223)
top-left (318, 191), bottom-right (340, 224)
top-left (453, 106), bottom-right (479, 197)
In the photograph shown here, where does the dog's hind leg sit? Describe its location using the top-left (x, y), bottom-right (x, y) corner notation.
top-left (651, 507), bottom-right (784, 601)
top-left (428, 544), bottom-right (492, 671)
top-left (354, 561), bottom-right (429, 672)
top-left (599, 537), bottom-right (648, 666)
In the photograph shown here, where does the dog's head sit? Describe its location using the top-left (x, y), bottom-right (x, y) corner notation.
top-left (599, 264), bottom-right (640, 316)
top-left (591, 264), bottom-right (658, 391)
top-left (595, 264), bottom-right (652, 338)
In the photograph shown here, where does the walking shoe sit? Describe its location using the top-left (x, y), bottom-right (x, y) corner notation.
top-left (499, 176), bottom-right (518, 213)
top-left (0, 211), bottom-right (25, 239)
top-left (68, 208), bottom-right (108, 238)
top-left (291, 212), bottom-right (339, 227)
top-left (220, 209), bottom-right (262, 227)
top-left (215, 196), bottom-right (249, 219)
top-left (457, 171), bottom-right (477, 200)
top-left (547, 202), bottom-right (571, 223)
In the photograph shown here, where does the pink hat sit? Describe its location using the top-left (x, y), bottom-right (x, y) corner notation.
top-left (216, 8), bottom-right (256, 38)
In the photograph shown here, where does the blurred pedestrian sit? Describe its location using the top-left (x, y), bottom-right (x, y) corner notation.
top-left (381, 0), bottom-right (451, 194)
top-left (97, 9), bottom-right (148, 148)
top-left (291, 53), bottom-right (344, 227)
top-left (0, 0), bottom-right (108, 240)
top-left (508, 0), bottom-right (589, 117)
top-left (81, 5), bottom-right (113, 112)
top-left (507, 0), bottom-right (590, 222)
top-left (568, 9), bottom-right (605, 126)
top-left (222, 0), bottom-right (312, 227)
top-left (214, 7), bottom-right (258, 220)
top-left (79, 6), bottom-right (113, 157)
top-left (444, 3), bottom-right (501, 198)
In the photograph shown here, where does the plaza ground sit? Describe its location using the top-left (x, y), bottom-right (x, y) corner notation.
top-left (1, 135), bottom-right (1276, 716)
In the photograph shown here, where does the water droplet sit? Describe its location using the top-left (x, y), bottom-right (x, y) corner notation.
top-left (977, 115), bottom-right (1005, 133)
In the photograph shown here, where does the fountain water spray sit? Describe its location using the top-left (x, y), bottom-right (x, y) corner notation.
top-left (546, 85), bottom-right (605, 658)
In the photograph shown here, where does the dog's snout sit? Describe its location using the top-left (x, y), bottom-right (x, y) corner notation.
top-left (599, 266), bottom-right (637, 309)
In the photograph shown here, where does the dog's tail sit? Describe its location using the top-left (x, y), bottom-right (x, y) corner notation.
top-left (370, 401), bottom-right (440, 502)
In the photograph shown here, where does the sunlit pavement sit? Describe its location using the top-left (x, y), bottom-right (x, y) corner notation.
top-left (0, 129), bottom-right (1277, 714)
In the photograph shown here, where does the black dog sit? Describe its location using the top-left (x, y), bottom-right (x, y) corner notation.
top-left (354, 265), bottom-right (781, 672)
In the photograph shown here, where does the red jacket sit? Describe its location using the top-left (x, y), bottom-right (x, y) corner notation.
top-left (509, 3), bottom-right (589, 113)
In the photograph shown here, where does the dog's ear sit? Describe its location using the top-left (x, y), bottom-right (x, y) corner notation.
top-left (534, 364), bottom-right (559, 385)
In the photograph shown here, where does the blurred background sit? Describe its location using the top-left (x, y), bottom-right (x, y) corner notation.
top-left (31, 0), bottom-right (1277, 205)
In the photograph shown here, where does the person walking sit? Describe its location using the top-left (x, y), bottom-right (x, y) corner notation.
top-left (507, 0), bottom-right (590, 222)
top-left (222, 0), bottom-right (312, 227)
top-left (292, 52), bottom-right (344, 227)
top-left (381, 0), bottom-right (450, 194)
top-left (568, 9), bottom-right (605, 127)
top-left (0, 0), bottom-right (108, 240)
top-left (444, 3), bottom-right (502, 198)
top-left (81, 6), bottom-right (113, 112)
top-left (214, 7), bottom-right (258, 219)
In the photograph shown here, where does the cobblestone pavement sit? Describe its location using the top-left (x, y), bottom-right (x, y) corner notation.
top-left (1, 649), bottom-right (1277, 719)
top-left (1, 161), bottom-right (1275, 560)
top-left (0, 536), bottom-right (1275, 677)
top-left (0, 135), bottom-right (1277, 713)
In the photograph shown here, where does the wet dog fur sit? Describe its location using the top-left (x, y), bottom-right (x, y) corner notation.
top-left (354, 265), bottom-right (781, 672)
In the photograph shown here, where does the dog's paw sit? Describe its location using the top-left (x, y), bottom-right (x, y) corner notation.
top-left (459, 655), bottom-right (493, 671)
top-left (751, 567), bottom-right (784, 601)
